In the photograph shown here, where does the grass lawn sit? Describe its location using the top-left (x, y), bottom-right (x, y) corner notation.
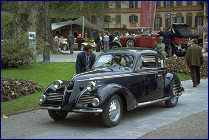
top-left (1, 62), bottom-right (191, 115)
top-left (1, 62), bottom-right (76, 115)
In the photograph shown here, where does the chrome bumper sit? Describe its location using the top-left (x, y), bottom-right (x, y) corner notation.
top-left (73, 108), bottom-right (103, 113)
top-left (39, 105), bottom-right (61, 110)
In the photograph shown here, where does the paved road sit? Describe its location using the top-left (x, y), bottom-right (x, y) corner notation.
top-left (1, 79), bottom-right (208, 139)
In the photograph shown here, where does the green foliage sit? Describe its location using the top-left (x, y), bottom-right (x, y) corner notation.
top-left (1, 14), bottom-right (14, 27)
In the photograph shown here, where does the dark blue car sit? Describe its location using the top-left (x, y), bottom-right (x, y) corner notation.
top-left (39, 49), bottom-right (184, 127)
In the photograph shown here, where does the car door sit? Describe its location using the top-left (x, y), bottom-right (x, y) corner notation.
top-left (136, 54), bottom-right (165, 103)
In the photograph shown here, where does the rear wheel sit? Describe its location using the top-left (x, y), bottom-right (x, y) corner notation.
top-left (165, 81), bottom-right (179, 107)
top-left (101, 94), bottom-right (123, 127)
top-left (48, 110), bottom-right (68, 121)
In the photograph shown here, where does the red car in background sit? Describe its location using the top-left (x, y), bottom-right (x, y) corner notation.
top-left (119, 23), bottom-right (194, 57)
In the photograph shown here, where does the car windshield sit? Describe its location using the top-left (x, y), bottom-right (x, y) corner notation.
top-left (94, 53), bottom-right (135, 71)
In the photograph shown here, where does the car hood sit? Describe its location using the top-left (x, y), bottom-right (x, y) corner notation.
top-left (73, 69), bottom-right (130, 82)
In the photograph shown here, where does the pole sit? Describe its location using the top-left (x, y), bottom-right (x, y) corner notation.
top-left (152, 1), bottom-right (156, 33)
top-left (82, 16), bottom-right (85, 38)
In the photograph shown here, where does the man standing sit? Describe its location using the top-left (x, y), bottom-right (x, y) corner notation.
top-left (67, 31), bottom-right (74, 54)
top-left (158, 27), bottom-right (176, 57)
top-left (103, 33), bottom-right (109, 52)
top-left (185, 38), bottom-right (204, 87)
top-left (75, 45), bottom-right (96, 74)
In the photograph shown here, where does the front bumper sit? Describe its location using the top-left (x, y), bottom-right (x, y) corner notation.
top-left (39, 104), bottom-right (103, 113)
top-left (73, 108), bottom-right (103, 113)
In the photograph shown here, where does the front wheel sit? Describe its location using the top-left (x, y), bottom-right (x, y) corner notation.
top-left (48, 110), bottom-right (68, 121)
top-left (109, 42), bottom-right (121, 49)
top-left (101, 94), bottom-right (123, 127)
top-left (126, 39), bottom-right (136, 47)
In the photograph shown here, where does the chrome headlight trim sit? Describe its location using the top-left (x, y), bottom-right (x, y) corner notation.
top-left (86, 81), bottom-right (96, 91)
top-left (40, 94), bottom-right (46, 103)
top-left (53, 80), bottom-right (64, 89)
top-left (92, 98), bottom-right (100, 107)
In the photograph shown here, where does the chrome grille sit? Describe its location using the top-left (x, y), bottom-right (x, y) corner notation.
top-left (47, 93), bottom-right (63, 102)
top-left (78, 93), bottom-right (95, 104)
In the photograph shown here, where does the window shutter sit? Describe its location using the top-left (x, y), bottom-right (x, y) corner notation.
top-left (129, 1), bottom-right (132, 8)
top-left (135, 1), bottom-right (138, 8)
top-left (129, 16), bottom-right (131, 23)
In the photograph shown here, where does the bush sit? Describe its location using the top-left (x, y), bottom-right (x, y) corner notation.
top-left (166, 56), bottom-right (208, 77)
top-left (1, 77), bottom-right (42, 102)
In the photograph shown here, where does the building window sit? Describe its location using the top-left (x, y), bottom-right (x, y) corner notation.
top-left (104, 1), bottom-right (109, 8)
top-left (129, 1), bottom-right (138, 9)
top-left (164, 1), bottom-right (173, 7)
top-left (197, 1), bottom-right (202, 6)
top-left (175, 17), bottom-right (184, 23)
top-left (156, 1), bottom-right (161, 8)
top-left (154, 17), bottom-right (162, 29)
top-left (195, 16), bottom-right (203, 27)
top-left (187, 1), bottom-right (192, 6)
top-left (116, 15), bottom-right (121, 23)
top-left (129, 15), bottom-right (138, 23)
top-left (176, 1), bottom-right (182, 6)
top-left (104, 15), bottom-right (111, 23)
top-left (186, 16), bottom-right (192, 27)
top-left (91, 15), bottom-right (96, 23)
top-left (115, 1), bottom-right (121, 9)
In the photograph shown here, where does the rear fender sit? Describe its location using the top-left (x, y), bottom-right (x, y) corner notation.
top-left (98, 83), bottom-right (137, 111)
top-left (165, 73), bottom-right (183, 96)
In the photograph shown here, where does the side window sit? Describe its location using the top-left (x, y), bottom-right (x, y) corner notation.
top-left (141, 55), bottom-right (157, 69)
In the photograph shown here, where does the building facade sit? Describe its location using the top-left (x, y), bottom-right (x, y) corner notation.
top-left (90, 1), bottom-right (205, 37)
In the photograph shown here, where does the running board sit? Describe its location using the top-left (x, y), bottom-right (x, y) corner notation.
top-left (137, 97), bottom-right (170, 108)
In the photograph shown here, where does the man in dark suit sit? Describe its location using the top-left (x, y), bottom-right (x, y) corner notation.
top-left (76, 45), bottom-right (96, 74)
top-left (185, 38), bottom-right (204, 87)
top-left (158, 27), bottom-right (176, 57)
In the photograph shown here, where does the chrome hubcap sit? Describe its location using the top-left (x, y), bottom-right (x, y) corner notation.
top-left (127, 40), bottom-right (134, 47)
top-left (109, 99), bottom-right (120, 122)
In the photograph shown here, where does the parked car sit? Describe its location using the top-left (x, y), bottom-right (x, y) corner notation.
top-left (39, 49), bottom-right (184, 127)
top-left (118, 23), bottom-right (194, 57)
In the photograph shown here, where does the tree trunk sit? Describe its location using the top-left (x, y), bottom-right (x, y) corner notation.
top-left (95, 1), bottom-right (104, 34)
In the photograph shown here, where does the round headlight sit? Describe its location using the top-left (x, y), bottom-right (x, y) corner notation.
top-left (54, 80), bottom-right (63, 89)
top-left (92, 98), bottom-right (100, 107)
top-left (40, 94), bottom-right (46, 103)
top-left (86, 81), bottom-right (96, 91)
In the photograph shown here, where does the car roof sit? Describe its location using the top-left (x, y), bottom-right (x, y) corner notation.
top-left (105, 48), bottom-right (158, 57)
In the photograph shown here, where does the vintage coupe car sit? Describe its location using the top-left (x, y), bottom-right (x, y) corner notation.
top-left (39, 49), bottom-right (184, 127)
top-left (119, 23), bottom-right (194, 57)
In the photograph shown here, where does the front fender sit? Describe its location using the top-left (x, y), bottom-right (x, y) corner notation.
top-left (98, 83), bottom-right (137, 111)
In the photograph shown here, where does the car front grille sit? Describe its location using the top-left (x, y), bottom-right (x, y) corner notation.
top-left (47, 93), bottom-right (63, 102)
top-left (78, 93), bottom-right (95, 104)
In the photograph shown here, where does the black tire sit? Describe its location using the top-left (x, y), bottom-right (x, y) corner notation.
top-left (109, 42), bottom-right (120, 49)
top-left (101, 94), bottom-right (123, 127)
top-left (165, 81), bottom-right (179, 108)
top-left (126, 38), bottom-right (136, 47)
top-left (48, 110), bottom-right (68, 121)
top-left (62, 44), bottom-right (68, 51)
